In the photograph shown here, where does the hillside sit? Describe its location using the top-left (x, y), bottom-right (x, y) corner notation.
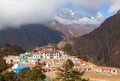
top-left (0, 24), bottom-right (63, 50)
top-left (44, 20), bottom-right (92, 39)
top-left (71, 10), bottom-right (120, 67)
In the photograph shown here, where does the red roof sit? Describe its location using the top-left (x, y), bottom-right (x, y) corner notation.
top-left (31, 52), bottom-right (39, 54)
top-left (74, 66), bottom-right (92, 69)
top-left (79, 59), bottom-right (83, 62)
top-left (98, 67), bottom-right (116, 70)
top-left (42, 48), bottom-right (48, 52)
top-left (29, 64), bottom-right (35, 68)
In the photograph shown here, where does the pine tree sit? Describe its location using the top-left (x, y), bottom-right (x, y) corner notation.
top-left (54, 59), bottom-right (89, 81)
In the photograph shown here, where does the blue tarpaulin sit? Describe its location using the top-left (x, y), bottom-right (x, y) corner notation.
top-left (12, 64), bottom-right (28, 74)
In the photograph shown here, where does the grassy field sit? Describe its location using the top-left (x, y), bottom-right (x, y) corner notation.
top-left (46, 72), bottom-right (120, 81)
top-left (84, 72), bottom-right (120, 81)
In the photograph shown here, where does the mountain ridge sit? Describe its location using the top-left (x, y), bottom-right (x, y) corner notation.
top-left (55, 8), bottom-right (104, 26)
top-left (0, 24), bottom-right (63, 50)
top-left (69, 11), bottom-right (120, 67)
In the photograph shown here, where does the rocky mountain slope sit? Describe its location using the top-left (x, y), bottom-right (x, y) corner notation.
top-left (0, 24), bottom-right (63, 50)
top-left (44, 20), bottom-right (92, 39)
top-left (70, 10), bottom-right (120, 67)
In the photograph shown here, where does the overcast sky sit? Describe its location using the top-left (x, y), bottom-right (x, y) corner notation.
top-left (0, 0), bottom-right (120, 28)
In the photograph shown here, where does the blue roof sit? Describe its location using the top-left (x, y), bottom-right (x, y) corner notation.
top-left (12, 65), bottom-right (28, 74)
top-left (33, 54), bottom-right (41, 56)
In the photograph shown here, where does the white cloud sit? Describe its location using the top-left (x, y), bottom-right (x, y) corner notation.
top-left (95, 12), bottom-right (104, 21)
top-left (71, 0), bottom-right (109, 13)
top-left (109, 0), bottom-right (120, 13)
top-left (0, 0), bottom-right (68, 28)
top-left (0, 0), bottom-right (119, 29)
top-left (71, 0), bottom-right (120, 14)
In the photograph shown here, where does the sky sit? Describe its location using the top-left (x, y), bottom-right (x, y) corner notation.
top-left (0, 0), bottom-right (120, 28)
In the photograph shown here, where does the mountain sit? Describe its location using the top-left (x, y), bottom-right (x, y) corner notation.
top-left (0, 24), bottom-right (63, 50)
top-left (55, 8), bottom-right (104, 27)
top-left (44, 8), bottom-right (104, 39)
top-left (44, 20), bottom-right (92, 39)
top-left (70, 10), bottom-right (120, 67)
top-left (0, 8), bottom-right (104, 50)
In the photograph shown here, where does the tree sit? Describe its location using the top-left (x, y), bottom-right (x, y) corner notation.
top-left (0, 64), bottom-right (46, 81)
top-left (63, 59), bottom-right (74, 69)
top-left (22, 66), bottom-right (46, 81)
top-left (54, 59), bottom-right (89, 81)
top-left (18, 68), bottom-right (31, 81)
top-left (0, 73), bottom-right (4, 81)
top-left (75, 50), bottom-right (89, 62)
top-left (0, 45), bottom-right (25, 57)
top-left (63, 44), bottom-right (73, 55)
top-left (0, 56), bottom-right (8, 73)
top-left (1, 71), bottom-right (20, 81)
top-left (30, 66), bottom-right (46, 81)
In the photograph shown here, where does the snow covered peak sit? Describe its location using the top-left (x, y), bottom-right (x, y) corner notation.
top-left (56, 8), bottom-right (82, 20)
top-left (55, 8), bottom-right (104, 27)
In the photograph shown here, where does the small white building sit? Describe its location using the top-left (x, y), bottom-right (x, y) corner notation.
top-left (42, 52), bottom-right (61, 59)
top-left (19, 52), bottom-right (40, 63)
top-left (73, 66), bottom-right (93, 72)
top-left (70, 56), bottom-right (83, 64)
top-left (95, 67), bottom-right (118, 74)
top-left (37, 45), bottom-right (63, 59)
top-left (31, 51), bottom-right (42, 59)
top-left (3, 55), bottom-right (19, 64)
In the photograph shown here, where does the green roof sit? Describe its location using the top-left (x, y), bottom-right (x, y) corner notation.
top-left (23, 57), bottom-right (28, 60)
top-left (27, 54), bottom-right (33, 57)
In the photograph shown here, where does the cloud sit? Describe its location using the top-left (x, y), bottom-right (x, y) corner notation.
top-left (0, 0), bottom-right (119, 29)
top-left (109, 0), bottom-right (120, 13)
top-left (0, 0), bottom-right (68, 28)
top-left (71, 0), bottom-right (109, 13)
top-left (71, 0), bottom-right (120, 14)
